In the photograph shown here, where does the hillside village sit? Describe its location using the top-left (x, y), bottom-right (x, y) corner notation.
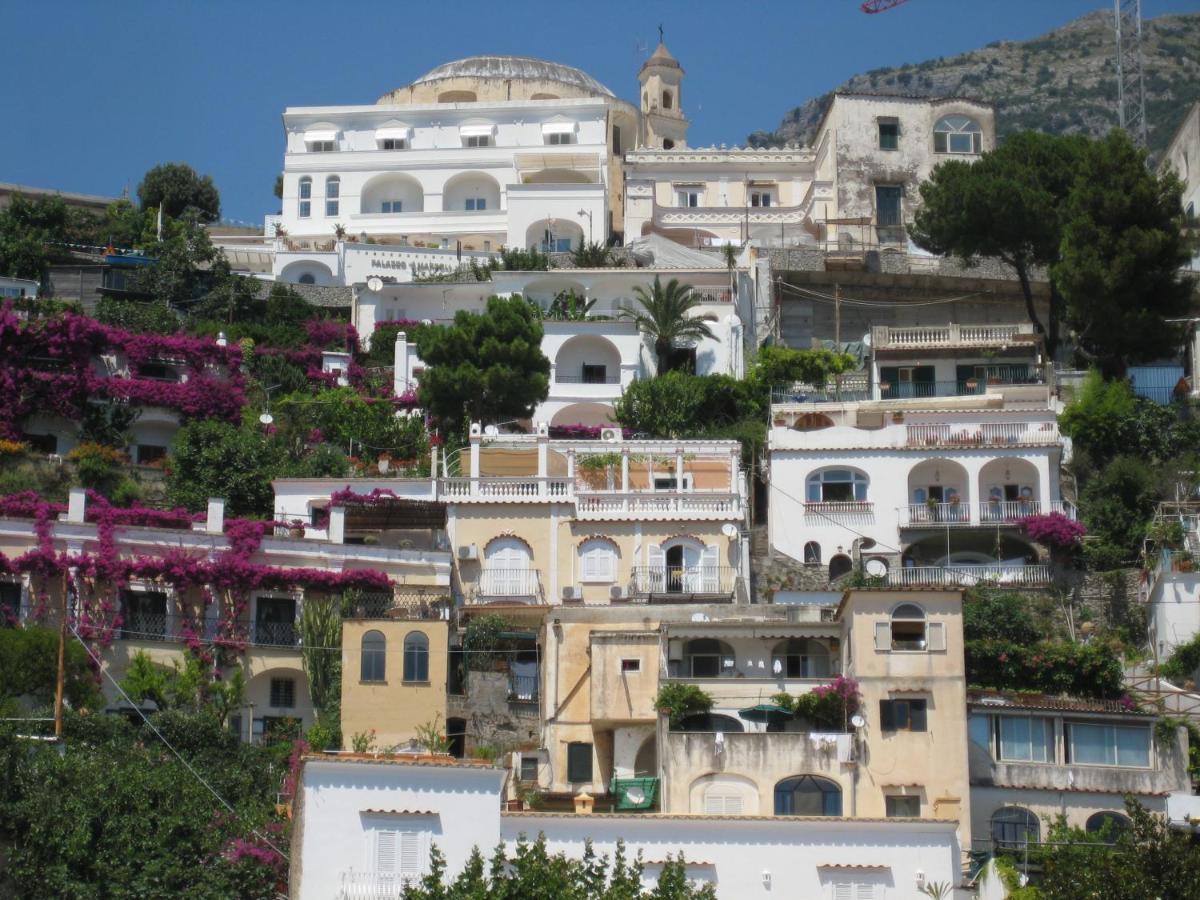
top-left (1, 15), bottom-right (1200, 900)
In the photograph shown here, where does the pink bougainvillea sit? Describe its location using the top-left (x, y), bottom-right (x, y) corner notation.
top-left (1021, 512), bottom-right (1088, 550)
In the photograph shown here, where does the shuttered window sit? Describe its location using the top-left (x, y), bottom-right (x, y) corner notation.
top-left (832, 882), bottom-right (880, 900)
top-left (374, 826), bottom-right (426, 876)
top-left (880, 698), bottom-right (928, 732)
top-left (703, 785), bottom-right (745, 815)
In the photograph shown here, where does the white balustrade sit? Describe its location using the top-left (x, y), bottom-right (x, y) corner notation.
top-left (476, 568), bottom-right (541, 599)
top-left (906, 422), bottom-right (1059, 447)
top-left (339, 871), bottom-right (412, 900)
top-left (887, 564), bottom-right (1051, 587)
top-left (576, 491), bottom-right (741, 519)
top-left (874, 323), bottom-right (1025, 348)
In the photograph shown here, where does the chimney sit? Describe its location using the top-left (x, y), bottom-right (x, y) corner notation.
top-left (66, 487), bottom-right (86, 524)
top-left (573, 791), bottom-right (594, 815)
top-left (206, 498), bottom-right (225, 534)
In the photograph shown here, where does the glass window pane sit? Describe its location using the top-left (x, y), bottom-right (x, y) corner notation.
top-left (949, 133), bottom-right (973, 153)
top-left (1070, 723), bottom-right (1115, 765)
top-left (999, 717), bottom-right (1031, 761)
top-left (1116, 727), bottom-right (1150, 767)
top-left (969, 715), bottom-right (992, 754)
top-left (934, 132), bottom-right (948, 153)
top-left (1032, 718), bottom-right (1053, 762)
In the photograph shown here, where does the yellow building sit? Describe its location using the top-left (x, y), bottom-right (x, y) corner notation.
top-left (340, 618), bottom-right (449, 751)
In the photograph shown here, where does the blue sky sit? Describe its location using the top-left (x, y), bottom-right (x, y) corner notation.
top-left (2, 0), bottom-right (1198, 223)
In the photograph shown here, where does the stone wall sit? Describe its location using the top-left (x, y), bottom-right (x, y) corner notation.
top-left (447, 670), bottom-right (540, 755)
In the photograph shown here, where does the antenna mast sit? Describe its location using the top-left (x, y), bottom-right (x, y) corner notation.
top-left (1114, 0), bottom-right (1149, 147)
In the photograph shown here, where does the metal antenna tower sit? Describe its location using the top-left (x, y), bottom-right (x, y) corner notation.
top-left (1114, 0), bottom-right (1149, 147)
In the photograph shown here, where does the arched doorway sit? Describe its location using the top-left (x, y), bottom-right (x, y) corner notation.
top-left (979, 458), bottom-right (1041, 521)
top-left (907, 458), bottom-right (970, 524)
top-left (634, 735), bottom-right (657, 776)
top-left (526, 218), bottom-right (584, 252)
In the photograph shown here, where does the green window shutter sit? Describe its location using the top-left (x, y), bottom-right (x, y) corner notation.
top-left (910, 700), bottom-right (928, 732)
top-left (879, 700), bottom-right (894, 731)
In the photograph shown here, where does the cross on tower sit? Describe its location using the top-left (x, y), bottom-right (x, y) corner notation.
top-left (658, 24), bottom-right (664, 44)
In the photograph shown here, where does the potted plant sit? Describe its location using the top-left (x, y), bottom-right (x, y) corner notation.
top-left (891, 411), bottom-right (905, 424)
top-left (288, 520), bottom-right (305, 539)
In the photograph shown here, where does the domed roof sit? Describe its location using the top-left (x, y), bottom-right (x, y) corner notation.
top-left (407, 55), bottom-right (615, 98)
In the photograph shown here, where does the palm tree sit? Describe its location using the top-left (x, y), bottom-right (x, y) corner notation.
top-left (619, 275), bottom-right (716, 374)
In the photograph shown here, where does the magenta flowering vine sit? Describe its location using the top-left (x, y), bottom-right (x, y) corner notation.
top-left (1021, 512), bottom-right (1088, 551)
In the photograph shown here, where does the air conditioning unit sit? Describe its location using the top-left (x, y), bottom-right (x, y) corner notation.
top-left (600, 427), bottom-right (622, 443)
top-left (562, 585), bottom-right (581, 601)
top-left (457, 544), bottom-right (478, 560)
top-left (609, 585), bottom-right (627, 601)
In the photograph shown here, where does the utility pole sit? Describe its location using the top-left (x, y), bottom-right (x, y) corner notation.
top-left (834, 283), bottom-right (842, 352)
top-left (54, 571), bottom-right (67, 739)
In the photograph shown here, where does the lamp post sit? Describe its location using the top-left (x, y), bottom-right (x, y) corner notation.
top-left (577, 208), bottom-right (593, 246)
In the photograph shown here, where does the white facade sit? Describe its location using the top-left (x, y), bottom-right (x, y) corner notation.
top-left (1159, 101), bottom-right (1200, 271)
top-left (292, 754), bottom-right (964, 900)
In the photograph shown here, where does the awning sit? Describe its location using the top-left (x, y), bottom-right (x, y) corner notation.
top-left (541, 121), bottom-right (576, 135)
top-left (375, 126), bottom-right (410, 140)
top-left (304, 129), bottom-right (338, 142)
top-left (459, 124), bottom-right (494, 137)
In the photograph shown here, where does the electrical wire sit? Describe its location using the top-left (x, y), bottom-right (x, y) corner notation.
top-left (774, 278), bottom-right (984, 309)
top-left (67, 625), bottom-right (291, 861)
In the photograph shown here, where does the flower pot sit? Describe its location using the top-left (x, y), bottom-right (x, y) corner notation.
top-left (289, 526), bottom-right (305, 539)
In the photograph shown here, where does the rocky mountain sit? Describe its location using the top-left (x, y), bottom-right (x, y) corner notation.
top-left (749, 10), bottom-right (1200, 157)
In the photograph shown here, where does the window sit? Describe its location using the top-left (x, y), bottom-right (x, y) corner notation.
top-left (135, 444), bottom-right (168, 465)
top-left (545, 131), bottom-right (574, 145)
top-left (308, 140), bottom-right (336, 152)
top-left (581, 363), bottom-right (608, 384)
top-left (1066, 722), bottom-right (1151, 768)
top-left (381, 200), bottom-right (403, 214)
top-left (136, 361), bottom-right (173, 380)
top-left (991, 806), bottom-right (1040, 847)
top-left (875, 184), bottom-right (903, 243)
top-left (773, 775), bottom-right (842, 816)
top-left (803, 541), bottom-right (821, 565)
top-left (878, 119), bottom-right (899, 150)
top-left (520, 756), bottom-right (539, 782)
top-left (880, 698), bottom-right (927, 732)
top-left (325, 176), bottom-right (340, 217)
top-left (381, 138), bottom-right (407, 150)
top-left (772, 638), bottom-right (832, 678)
top-left (403, 631), bottom-right (429, 682)
top-left (361, 629), bottom-right (386, 682)
top-left (579, 539), bottom-right (617, 583)
top-left (886, 795), bottom-right (920, 817)
top-left (663, 139), bottom-right (675, 150)
top-left (998, 716), bottom-right (1054, 763)
top-left (831, 882), bottom-right (881, 900)
top-left (373, 823), bottom-right (429, 879)
top-left (464, 197), bottom-right (487, 211)
top-left (969, 714), bottom-right (993, 755)
top-left (702, 782), bottom-right (746, 815)
top-left (662, 91), bottom-right (673, 110)
top-left (676, 188), bottom-right (699, 207)
top-left (567, 742), bottom-right (593, 782)
top-left (890, 603), bottom-right (926, 650)
top-left (254, 596), bottom-right (296, 646)
top-left (806, 469), bottom-right (869, 503)
top-left (24, 433), bottom-right (57, 454)
top-left (270, 677), bottom-right (295, 708)
top-left (0, 581), bottom-right (22, 626)
top-left (621, 658), bottom-right (641, 673)
top-left (652, 475), bottom-right (691, 491)
top-left (612, 125), bottom-right (622, 156)
top-left (750, 191), bottom-right (773, 207)
top-left (1086, 811), bottom-right (1130, 841)
top-left (464, 134), bottom-right (491, 147)
top-left (298, 177), bottom-right (311, 218)
top-left (121, 589), bottom-right (168, 639)
top-left (298, 273), bottom-right (315, 285)
top-left (933, 115), bottom-right (983, 154)
top-left (684, 638), bottom-right (734, 678)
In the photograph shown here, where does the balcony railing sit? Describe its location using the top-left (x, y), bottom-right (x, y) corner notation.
top-left (905, 422), bottom-right (1060, 447)
top-left (508, 673), bottom-right (539, 702)
top-left (878, 377), bottom-right (1042, 400)
top-left (629, 565), bottom-right (737, 600)
top-left (554, 374), bottom-right (621, 384)
top-left (803, 501), bottom-right (874, 517)
top-left (979, 500), bottom-right (1074, 522)
top-left (475, 568), bottom-right (542, 602)
top-left (772, 375), bottom-right (871, 404)
top-left (440, 477), bottom-right (571, 501)
top-left (338, 871), bottom-right (414, 900)
top-left (253, 620), bottom-right (298, 647)
top-left (873, 324), bottom-right (1031, 349)
top-left (576, 491), bottom-right (741, 519)
top-left (900, 501), bottom-right (1075, 528)
top-left (886, 564), bottom-right (1052, 587)
top-left (119, 611), bottom-right (169, 641)
top-left (899, 502), bottom-right (973, 526)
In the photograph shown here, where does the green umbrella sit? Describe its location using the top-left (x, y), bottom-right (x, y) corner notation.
top-left (738, 703), bottom-right (792, 723)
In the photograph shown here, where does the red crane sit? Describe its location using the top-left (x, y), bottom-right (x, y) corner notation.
top-left (861, 0), bottom-right (912, 12)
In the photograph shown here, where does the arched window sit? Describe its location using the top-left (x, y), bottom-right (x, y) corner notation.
top-left (676, 713), bottom-right (744, 733)
top-left (403, 631), bottom-right (429, 682)
top-left (361, 630), bottom-right (386, 682)
top-left (991, 806), bottom-right (1040, 847)
top-left (325, 176), bottom-right (340, 217)
top-left (803, 541), bottom-right (821, 565)
top-left (1085, 811), bottom-right (1129, 842)
top-left (829, 555), bottom-right (853, 580)
top-left (774, 775), bottom-right (842, 816)
top-left (298, 177), bottom-right (312, 218)
top-left (662, 139), bottom-right (675, 150)
top-left (806, 469), bottom-right (869, 503)
top-left (683, 638), bottom-right (734, 678)
top-left (298, 273), bottom-right (316, 285)
top-left (933, 115), bottom-right (982, 154)
top-left (891, 603), bottom-right (927, 650)
top-left (693, 774), bottom-right (756, 815)
top-left (662, 90), bottom-right (673, 110)
top-left (772, 639), bottom-right (832, 679)
top-left (579, 539), bottom-right (618, 583)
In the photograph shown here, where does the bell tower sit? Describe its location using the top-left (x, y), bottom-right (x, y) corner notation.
top-left (638, 32), bottom-right (688, 149)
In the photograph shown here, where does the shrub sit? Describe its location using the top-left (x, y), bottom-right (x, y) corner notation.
top-left (654, 683), bottom-right (713, 728)
top-left (1161, 633), bottom-right (1200, 683)
top-left (966, 638), bottom-right (1125, 698)
top-left (1021, 512), bottom-right (1087, 550)
top-left (773, 676), bottom-right (861, 730)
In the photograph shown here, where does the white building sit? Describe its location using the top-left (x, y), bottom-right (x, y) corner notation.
top-left (292, 753), bottom-right (964, 900)
top-left (1159, 100), bottom-right (1200, 271)
top-left (768, 323), bottom-right (1070, 587)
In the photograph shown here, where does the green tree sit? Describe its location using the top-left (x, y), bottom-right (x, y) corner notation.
top-left (130, 212), bottom-right (217, 306)
top-left (0, 626), bottom-right (104, 710)
top-left (273, 173), bottom-right (284, 200)
top-left (1054, 131), bottom-right (1195, 377)
top-left (619, 276), bottom-right (716, 374)
top-left (910, 131), bottom-right (1085, 356)
top-left (1080, 455), bottom-right (1159, 569)
top-left (962, 588), bottom-right (1041, 645)
top-left (0, 192), bottom-right (69, 281)
top-left (137, 162), bottom-right (221, 222)
top-left (299, 595), bottom-right (343, 741)
top-left (96, 296), bottom-right (181, 334)
top-left (615, 372), bottom-right (764, 441)
top-left (415, 296), bottom-right (550, 432)
top-left (166, 420), bottom-right (286, 517)
top-left (570, 241), bottom-right (618, 268)
top-left (750, 346), bottom-right (856, 391)
top-left (192, 256), bottom-right (266, 323)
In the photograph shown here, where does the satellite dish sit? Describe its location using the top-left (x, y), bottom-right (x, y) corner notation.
top-left (865, 558), bottom-right (888, 578)
top-left (721, 523), bottom-right (739, 540)
top-left (367, 276), bottom-right (383, 292)
top-left (483, 425), bottom-right (499, 436)
top-left (858, 537), bottom-right (877, 550)
top-left (258, 412), bottom-right (274, 425)
top-left (861, 332), bottom-right (871, 348)
top-left (851, 714), bottom-right (866, 729)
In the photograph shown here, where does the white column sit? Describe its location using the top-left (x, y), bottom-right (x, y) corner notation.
top-left (66, 487), bottom-right (86, 524)
top-left (393, 332), bottom-right (409, 397)
top-left (469, 424), bottom-right (482, 480)
top-left (621, 449), bottom-right (630, 493)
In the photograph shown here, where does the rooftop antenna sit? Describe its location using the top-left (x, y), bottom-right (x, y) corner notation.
top-left (1114, 0), bottom-right (1149, 148)
top-left (658, 23), bottom-right (664, 44)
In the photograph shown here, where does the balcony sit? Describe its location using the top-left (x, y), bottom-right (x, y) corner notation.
top-left (338, 871), bottom-right (413, 900)
top-left (507, 673), bottom-right (539, 703)
top-left (654, 204), bottom-right (807, 228)
top-left (576, 491), bottom-right (741, 521)
top-left (886, 564), bottom-right (1052, 587)
top-left (440, 476), bottom-right (571, 502)
top-left (878, 377), bottom-right (1043, 401)
top-left (473, 568), bottom-right (543, 604)
top-left (628, 566), bottom-right (738, 602)
top-left (119, 611), bottom-right (169, 642)
top-left (803, 501), bottom-right (874, 523)
top-left (898, 501), bottom-right (1075, 529)
top-left (872, 323), bottom-right (1036, 350)
top-left (252, 620), bottom-right (298, 647)
top-left (905, 422), bottom-right (1060, 448)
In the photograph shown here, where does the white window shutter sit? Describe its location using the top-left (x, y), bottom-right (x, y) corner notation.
top-left (649, 544), bottom-right (665, 568)
top-left (927, 621), bottom-right (946, 652)
top-left (855, 883), bottom-right (879, 900)
top-left (399, 830), bottom-right (421, 874)
top-left (875, 621), bottom-right (892, 651)
top-left (833, 883), bottom-right (853, 900)
top-left (375, 830), bottom-right (398, 874)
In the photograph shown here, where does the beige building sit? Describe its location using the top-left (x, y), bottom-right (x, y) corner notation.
top-left (341, 618), bottom-right (449, 751)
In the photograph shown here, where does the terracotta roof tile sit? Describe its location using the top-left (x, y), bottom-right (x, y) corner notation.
top-left (967, 690), bottom-right (1151, 716)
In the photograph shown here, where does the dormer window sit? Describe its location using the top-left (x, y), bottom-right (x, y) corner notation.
top-left (460, 124), bottom-right (494, 148)
top-left (376, 126), bottom-right (410, 150)
top-left (933, 115), bottom-right (982, 154)
top-left (304, 129), bottom-right (338, 152)
top-left (381, 138), bottom-right (406, 150)
top-left (542, 122), bottom-right (576, 145)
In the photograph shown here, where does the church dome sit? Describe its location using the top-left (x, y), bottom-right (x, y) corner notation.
top-left (379, 55), bottom-right (616, 104)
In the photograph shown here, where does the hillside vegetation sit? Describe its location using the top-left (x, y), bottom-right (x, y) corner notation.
top-left (749, 10), bottom-right (1200, 158)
